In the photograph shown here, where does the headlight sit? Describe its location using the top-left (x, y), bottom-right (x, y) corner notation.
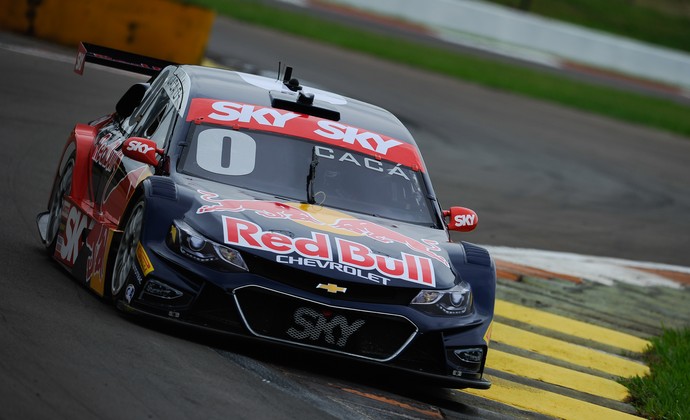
top-left (167, 220), bottom-right (248, 272)
top-left (410, 281), bottom-right (473, 316)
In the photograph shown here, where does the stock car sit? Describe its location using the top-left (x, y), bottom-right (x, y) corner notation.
top-left (36, 43), bottom-right (495, 389)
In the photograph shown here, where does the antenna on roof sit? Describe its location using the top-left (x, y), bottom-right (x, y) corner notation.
top-left (277, 61), bottom-right (282, 81)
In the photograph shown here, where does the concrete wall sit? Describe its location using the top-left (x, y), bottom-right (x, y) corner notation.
top-left (324, 0), bottom-right (690, 89)
top-left (0, 0), bottom-right (215, 64)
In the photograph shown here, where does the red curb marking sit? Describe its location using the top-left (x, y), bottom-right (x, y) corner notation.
top-left (629, 267), bottom-right (690, 286)
top-left (495, 259), bottom-right (584, 284)
top-left (339, 387), bottom-right (444, 418)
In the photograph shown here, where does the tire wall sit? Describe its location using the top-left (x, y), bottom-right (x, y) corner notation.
top-left (0, 0), bottom-right (215, 64)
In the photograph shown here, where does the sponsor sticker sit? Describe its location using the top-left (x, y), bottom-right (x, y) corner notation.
top-left (483, 320), bottom-right (494, 346)
top-left (222, 216), bottom-right (436, 286)
top-left (185, 99), bottom-right (424, 170)
top-left (85, 225), bottom-right (114, 296)
top-left (286, 307), bottom-right (365, 348)
top-left (125, 284), bottom-right (136, 303)
top-left (197, 192), bottom-right (322, 224)
top-left (316, 283), bottom-right (347, 294)
top-left (136, 242), bottom-right (154, 276)
top-left (92, 137), bottom-right (123, 173)
top-left (198, 193), bottom-right (448, 268)
top-left (74, 43), bottom-right (86, 74)
top-left (56, 203), bottom-right (94, 267)
top-left (454, 214), bottom-right (477, 229)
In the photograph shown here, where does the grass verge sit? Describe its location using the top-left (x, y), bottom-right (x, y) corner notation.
top-left (190, 0), bottom-right (690, 138)
top-left (620, 328), bottom-right (690, 419)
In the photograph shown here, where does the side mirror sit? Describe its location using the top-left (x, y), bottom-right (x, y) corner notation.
top-left (122, 137), bottom-right (163, 167)
top-left (444, 207), bottom-right (478, 232)
top-left (115, 83), bottom-right (149, 119)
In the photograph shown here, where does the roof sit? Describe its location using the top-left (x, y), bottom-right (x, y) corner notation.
top-left (179, 65), bottom-right (417, 146)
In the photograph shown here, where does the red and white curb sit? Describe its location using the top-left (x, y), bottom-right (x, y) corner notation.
top-left (487, 246), bottom-right (690, 288)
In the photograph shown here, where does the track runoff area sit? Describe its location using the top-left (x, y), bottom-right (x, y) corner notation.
top-left (466, 246), bottom-right (690, 419)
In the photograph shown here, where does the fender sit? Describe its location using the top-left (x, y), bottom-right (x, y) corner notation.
top-left (143, 176), bottom-right (178, 201)
top-left (43, 119), bottom-right (106, 224)
top-left (444, 242), bottom-right (496, 348)
top-left (70, 123), bottom-right (100, 204)
top-left (447, 242), bottom-right (496, 320)
top-left (58, 118), bottom-right (113, 206)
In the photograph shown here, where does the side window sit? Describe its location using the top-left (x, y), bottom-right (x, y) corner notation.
top-left (123, 68), bottom-right (172, 131)
top-left (131, 91), bottom-right (175, 147)
top-left (147, 106), bottom-right (177, 148)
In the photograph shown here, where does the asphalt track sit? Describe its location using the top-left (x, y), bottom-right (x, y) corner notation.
top-left (0, 14), bottom-right (689, 420)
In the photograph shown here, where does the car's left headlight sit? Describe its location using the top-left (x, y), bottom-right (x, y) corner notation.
top-left (410, 281), bottom-right (473, 316)
top-left (167, 220), bottom-right (248, 272)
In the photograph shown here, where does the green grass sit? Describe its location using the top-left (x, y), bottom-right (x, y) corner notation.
top-left (620, 328), bottom-right (690, 419)
top-left (486, 0), bottom-right (690, 54)
top-left (188, 0), bottom-right (690, 138)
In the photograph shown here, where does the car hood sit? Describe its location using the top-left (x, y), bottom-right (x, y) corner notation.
top-left (180, 180), bottom-right (456, 289)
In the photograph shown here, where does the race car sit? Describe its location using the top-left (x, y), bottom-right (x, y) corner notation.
top-left (36, 43), bottom-right (495, 389)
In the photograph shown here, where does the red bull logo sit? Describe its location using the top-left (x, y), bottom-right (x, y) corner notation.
top-left (197, 192), bottom-right (448, 272)
top-left (197, 191), bottom-right (323, 224)
top-left (330, 219), bottom-right (448, 267)
top-left (222, 216), bottom-right (435, 286)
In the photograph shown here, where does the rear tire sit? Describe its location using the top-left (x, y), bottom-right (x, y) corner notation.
top-left (45, 157), bottom-right (74, 255)
top-left (109, 197), bottom-right (145, 300)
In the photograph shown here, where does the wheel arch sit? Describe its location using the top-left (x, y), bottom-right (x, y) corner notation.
top-left (103, 176), bottom-right (179, 302)
top-left (53, 123), bottom-right (99, 205)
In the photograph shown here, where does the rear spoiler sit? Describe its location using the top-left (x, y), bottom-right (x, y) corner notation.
top-left (74, 42), bottom-right (178, 76)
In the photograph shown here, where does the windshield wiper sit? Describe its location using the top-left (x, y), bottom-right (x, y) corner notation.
top-left (306, 146), bottom-right (319, 204)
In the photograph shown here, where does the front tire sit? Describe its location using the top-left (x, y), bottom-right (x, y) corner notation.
top-left (45, 157), bottom-right (74, 254)
top-left (109, 197), bottom-right (145, 300)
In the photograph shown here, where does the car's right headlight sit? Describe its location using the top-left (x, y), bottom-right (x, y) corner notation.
top-left (410, 281), bottom-right (473, 316)
top-left (167, 220), bottom-right (248, 272)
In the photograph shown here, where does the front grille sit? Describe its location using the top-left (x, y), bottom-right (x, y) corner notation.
top-left (234, 286), bottom-right (417, 361)
top-left (243, 253), bottom-right (420, 305)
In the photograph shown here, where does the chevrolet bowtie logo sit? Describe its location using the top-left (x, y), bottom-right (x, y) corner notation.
top-left (316, 283), bottom-right (347, 294)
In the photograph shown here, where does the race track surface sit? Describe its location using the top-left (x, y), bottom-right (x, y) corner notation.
top-left (1, 15), bottom-right (688, 419)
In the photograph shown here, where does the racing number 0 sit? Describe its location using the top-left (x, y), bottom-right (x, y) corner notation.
top-left (196, 129), bottom-right (256, 176)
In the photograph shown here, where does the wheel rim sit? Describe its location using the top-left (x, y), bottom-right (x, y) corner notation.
top-left (112, 201), bottom-right (144, 297)
top-left (47, 161), bottom-right (73, 244)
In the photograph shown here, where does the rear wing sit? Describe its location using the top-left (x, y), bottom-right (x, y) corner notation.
top-left (74, 42), bottom-right (178, 76)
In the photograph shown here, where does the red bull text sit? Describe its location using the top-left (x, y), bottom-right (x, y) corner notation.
top-left (222, 216), bottom-right (435, 286)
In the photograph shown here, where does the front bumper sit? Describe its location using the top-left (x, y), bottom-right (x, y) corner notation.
top-left (117, 295), bottom-right (491, 390)
top-left (121, 240), bottom-right (493, 389)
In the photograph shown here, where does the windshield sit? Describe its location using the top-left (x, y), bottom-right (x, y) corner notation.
top-left (179, 124), bottom-right (438, 225)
